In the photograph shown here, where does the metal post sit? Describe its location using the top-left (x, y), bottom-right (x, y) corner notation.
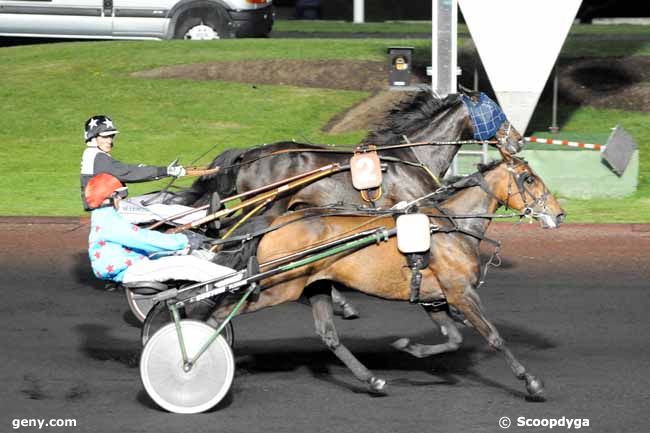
top-left (549, 63), bottom-right (559, 133)
top-left (449, 155), bottom-right (458, 177)
top-left (481, 140), bottom-right (489, 164)
top-left (353, 0), bottom-right (364, 23)
top-left (432, 0), bottom-right (458, 96)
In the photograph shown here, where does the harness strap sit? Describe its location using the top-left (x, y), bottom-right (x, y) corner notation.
top-left (378, 155), bottom-right (441, 187)
top-left (217, 140), bottom-right (496, 172)
top-left (408, 146), bottom-right (442, 188)
top-left (360, 186), bottom-right (383, 204)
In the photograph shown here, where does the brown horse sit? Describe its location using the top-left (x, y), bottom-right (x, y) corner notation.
top-left (209, 154), bottom-right (565, 398)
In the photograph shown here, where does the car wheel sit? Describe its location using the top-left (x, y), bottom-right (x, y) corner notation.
top-left (174, 8), bottom-right (233, 40)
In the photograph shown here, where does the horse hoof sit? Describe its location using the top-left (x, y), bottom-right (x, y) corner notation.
top-left (525, 374), bottom-right (545, 399)
top-left (391, 338), bottom-right (410, 350)
top-left (368, 377), bottom-right (387, 394)
top-left (342, 304), bottom-right (360, 320)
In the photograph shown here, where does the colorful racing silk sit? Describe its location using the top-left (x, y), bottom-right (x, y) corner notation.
top-left (88, 206), bottom-right (188, 282)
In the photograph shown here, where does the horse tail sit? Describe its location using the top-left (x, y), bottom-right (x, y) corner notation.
top-left (175, 147), bottom-right (246, 206)
top-left (212, 214), bottom-right (275, 270)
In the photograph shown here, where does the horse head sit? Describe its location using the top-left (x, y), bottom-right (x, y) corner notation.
top-left (461, 90), bottom-right (523, 155)
top-left (487, 152), bottom-right (565, 229)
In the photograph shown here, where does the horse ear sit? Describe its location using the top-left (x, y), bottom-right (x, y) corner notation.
top-left (458, 84), bottom-right (479, 100)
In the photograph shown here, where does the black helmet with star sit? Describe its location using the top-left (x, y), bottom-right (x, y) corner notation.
top-left (84, 115), bottom-right (119, 142)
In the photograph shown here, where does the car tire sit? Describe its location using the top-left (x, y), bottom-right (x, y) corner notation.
top-left (174, 7), bottom-right (233, 40)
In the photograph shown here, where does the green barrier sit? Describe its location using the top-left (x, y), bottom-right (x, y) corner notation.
top-left (454, 149), bottom-right (639, 199)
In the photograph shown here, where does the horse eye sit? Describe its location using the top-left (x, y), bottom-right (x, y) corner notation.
top-left (524, 175), bottom-right (535, 185)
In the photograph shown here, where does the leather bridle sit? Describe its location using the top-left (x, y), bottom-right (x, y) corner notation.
top-left (475, 158), bottom-right (553, 220)
top-left (503, 160), bottom-right (554, 223)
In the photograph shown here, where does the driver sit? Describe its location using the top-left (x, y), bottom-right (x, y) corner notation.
top-left (84, 173), bottom-right (238, 285)
top-left (80, 115), bottom-right (186, 211)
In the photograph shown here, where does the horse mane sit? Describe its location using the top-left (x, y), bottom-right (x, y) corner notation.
top-left (477, 158), bottom-right (502, 173)
top-left (173, 148), bottom-right (246, 206)
top-left (362, 92), bottom-right (462, 145)
top-left (418, 159), bottom-right (506, 205)
top-left (478, 156), bottom-right (527, 173)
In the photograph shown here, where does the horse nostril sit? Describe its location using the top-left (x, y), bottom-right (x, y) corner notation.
top-left (557, 213), bottom-right (566, 224)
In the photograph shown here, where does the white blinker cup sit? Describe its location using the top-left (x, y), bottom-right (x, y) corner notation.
top-left (396, 213), bottom-right (431, 253)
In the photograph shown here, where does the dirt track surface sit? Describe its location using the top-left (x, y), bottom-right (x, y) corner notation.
top-left (1, 222), bottom-right (649, 433)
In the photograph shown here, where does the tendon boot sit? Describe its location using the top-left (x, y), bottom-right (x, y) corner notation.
top-left (404, 251), bottom-right (429, 303)
top-left (340, 299), bottom-right (360, 320)
top-left (331, 288), bottom-right (360, 320)
top-left (409, 266), bottom-right (422, 303)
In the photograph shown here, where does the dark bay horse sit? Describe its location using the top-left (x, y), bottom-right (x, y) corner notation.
top-left (208, 155), bottom-right (565, 398)
top-left (179, 91), bottom-right (523, 213)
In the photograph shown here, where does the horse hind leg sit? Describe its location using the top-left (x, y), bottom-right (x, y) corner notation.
top-left (309, 292), bottom-right (386, 394)
top-left (453, 288), bottom-right (545, 400)
top-left (331, 286), bottom-right (360, 320)
top-left (392, 309), bottom-right (463, 358)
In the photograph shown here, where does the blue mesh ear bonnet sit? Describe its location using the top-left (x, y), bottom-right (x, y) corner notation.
top-left (461, 93), bottom-right (508, 140)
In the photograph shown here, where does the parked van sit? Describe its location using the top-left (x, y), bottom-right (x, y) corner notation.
top-left (0, 0), bottom-right (274, 40)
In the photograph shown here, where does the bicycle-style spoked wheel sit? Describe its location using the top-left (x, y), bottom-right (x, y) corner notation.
top-left (141, 299), bottom-right (234, 347)
top-left (140, 320), bottom-right (235, 414)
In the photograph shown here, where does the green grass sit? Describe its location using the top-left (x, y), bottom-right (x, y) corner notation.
top-left (460, 36), bottom-right (649, 58)
top-left (275, 20), bottom-right (650, 57)
top-left (0, 33), bottom-right (648, 221)
top-left (275, 20), bottom-right (650, 36)
top-left (568, 24), bottom-right (650, 35)
top-left (0, 39), bottom-right (386, 216)
top-left (560, 39), bottom-right (650, 57)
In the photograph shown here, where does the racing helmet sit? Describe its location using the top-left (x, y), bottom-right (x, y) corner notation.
top-left (84, 115), bottom-right (120, 142)
top-left (84, 173), bottom-right (128, 209)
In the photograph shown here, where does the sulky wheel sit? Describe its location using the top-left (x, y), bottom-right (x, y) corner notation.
top-left (125, 288), bottom-right (157, 323)
top-left (140, 320), bottom-right (235, 414)
top-left (141, 299), bottom-right (234, 348)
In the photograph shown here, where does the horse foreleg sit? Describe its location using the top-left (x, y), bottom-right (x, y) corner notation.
top-left (309, 293), bottom-right (386, 394)
top-left (331, 286), bottom-right (360, 320)
top-left (392, 309), bottom-right (463, 358)
top-left (453, 289), bottom-right (545, 400)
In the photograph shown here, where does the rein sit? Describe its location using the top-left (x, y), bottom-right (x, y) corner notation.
top-left (216, 139), bottom-right (498, 172)
top-left (195, 160), bottom-right (541, 253)
top-left (209, 201), bottom-right (514, 257)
